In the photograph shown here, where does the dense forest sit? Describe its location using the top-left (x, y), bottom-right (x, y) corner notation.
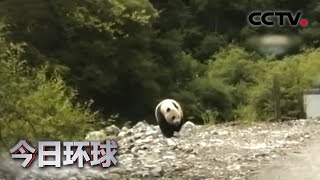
top-left (1, 0), bottom-right (320, 146)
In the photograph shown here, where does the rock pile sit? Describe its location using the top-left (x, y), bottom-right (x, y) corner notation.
top-left (1, 119), bottom-right (320, 180)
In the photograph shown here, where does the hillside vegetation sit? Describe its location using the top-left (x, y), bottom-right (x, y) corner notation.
top-left (0, 0), bottom-right (320, 146)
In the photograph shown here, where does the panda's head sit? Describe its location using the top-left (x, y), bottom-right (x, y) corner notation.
top-left (160, 99), bottom-right (183, 126)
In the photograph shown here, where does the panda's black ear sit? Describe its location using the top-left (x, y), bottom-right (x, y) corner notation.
top-left (172, 102), bottom-right (179, 109)
top-left (166, 108), bottom-right (171, 112)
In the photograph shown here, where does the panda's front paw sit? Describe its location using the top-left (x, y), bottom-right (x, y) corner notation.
top-left (161, 129), bottom-right (174, 138)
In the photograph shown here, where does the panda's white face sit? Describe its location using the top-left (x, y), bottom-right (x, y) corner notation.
top-left (160, 99), bottom-right (183, 125)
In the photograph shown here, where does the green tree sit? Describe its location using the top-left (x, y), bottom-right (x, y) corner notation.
top-left (0, 28), bottom-right (99, 148)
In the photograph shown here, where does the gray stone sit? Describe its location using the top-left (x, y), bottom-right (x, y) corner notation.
top-left (105, 125), bottom-right (120, 135)
top-left (150, 166), bottom-right (164, 177)
top-left (180, 121), bottom-right (196, 136)
top-left (100, 173), bottom-right (121, 180)
top-left (68, 177), bottom-right (78, 180)
top-left (84, 129), bottom-right (108, 141)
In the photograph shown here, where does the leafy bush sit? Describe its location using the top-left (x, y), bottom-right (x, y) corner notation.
top-left (246, 48), bottom-right (320, 120)
top-left (190, 45), bottom-right (320, 123)
top-left (0, 32), bottom-right (99, 149)
top-left (201, 109), bottom-right (219, 124)
top-left (186, 45), bottom-right (262, 123)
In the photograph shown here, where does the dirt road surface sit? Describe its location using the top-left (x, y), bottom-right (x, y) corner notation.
top-left (249, 137), bottom-right (320, 180)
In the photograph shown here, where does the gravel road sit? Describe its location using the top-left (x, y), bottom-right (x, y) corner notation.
top-left (248, 137), bottom-right (320, 180)
top-left (1, 119), bottom-right (320, 180)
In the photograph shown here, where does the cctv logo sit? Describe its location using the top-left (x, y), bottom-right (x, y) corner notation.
top-left (248, 11), bottom-right (308, 27)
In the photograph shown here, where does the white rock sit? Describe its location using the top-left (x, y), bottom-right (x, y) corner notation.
top-left (105, 125), bottom-right (120, 135)
top-left (85, 130), bottom-right (107, 141)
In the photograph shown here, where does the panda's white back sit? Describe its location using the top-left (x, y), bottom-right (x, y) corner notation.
top-left (155, 99), bottom-right (183, 119)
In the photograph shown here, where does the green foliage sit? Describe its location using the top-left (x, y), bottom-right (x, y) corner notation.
top-left (299, 22), bottom-right (320, 47)
top-left (206, 45), bottom-right (262, 85)
top-left (189, 77), bottom-right (233, 121)
top-left (193, 32), bottom-right (228, 62)
top-left (227, 47), bottom-right (320, 121)
top-left (62, 0), bottom-right (158, 37)
top-left (0, 0), bottom-right (319, 126)
top-left (201, 109), bottom-right (219, 124)
top-left (191, 45), bottom-right (320, 122)
top-left (185, 45), bottom-right (260, 122)
top-left (233, 104), bottom-right (258, 123)
top-left (150, 0), bottom-right (193, 31)
top-left (0, 32), bottom-right (99, 149)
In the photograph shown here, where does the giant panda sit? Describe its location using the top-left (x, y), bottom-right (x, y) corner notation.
top-left (155, 99), bottom-right (184, 138)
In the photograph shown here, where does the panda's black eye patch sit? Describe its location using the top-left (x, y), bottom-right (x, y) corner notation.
top-left (172, 116), bottom-right (176, 120)
top-left (166, 108), bottom-right (171, 112)
top-left (172, 102), bottom-right (179, 109)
